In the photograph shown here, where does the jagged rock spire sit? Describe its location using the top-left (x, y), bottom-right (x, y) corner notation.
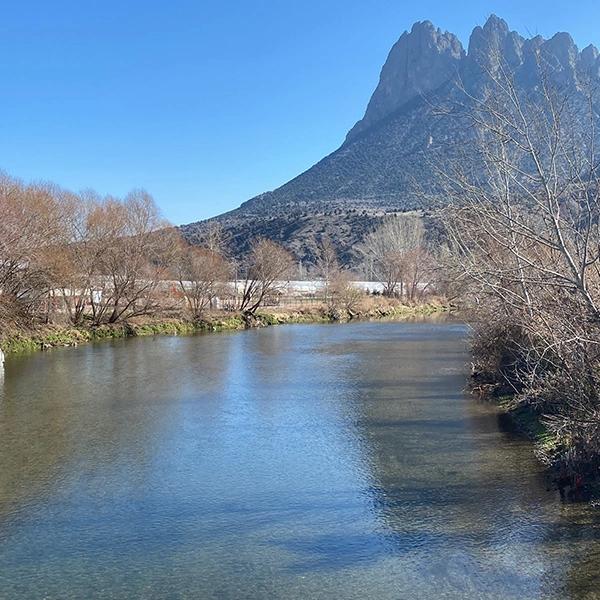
top-left (345, 20), bottom-right (463, 142)
top-left (346, 15), bottom-right (600, 143)
top-left (184, 15), bottom-right (600, 267)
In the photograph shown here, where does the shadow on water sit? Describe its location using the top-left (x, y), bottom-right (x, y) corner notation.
top-left (1, 321), bottom-right (600, 599)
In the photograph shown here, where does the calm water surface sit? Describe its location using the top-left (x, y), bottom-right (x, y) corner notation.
top-left (0, 322), bottom-right (599, 599)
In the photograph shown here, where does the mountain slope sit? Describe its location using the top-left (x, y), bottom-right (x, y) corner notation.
top-left (181, 15), bottom-right (600, 267)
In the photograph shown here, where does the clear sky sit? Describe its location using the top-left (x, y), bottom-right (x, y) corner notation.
top-left (2, 1), bottom-right (600, 225)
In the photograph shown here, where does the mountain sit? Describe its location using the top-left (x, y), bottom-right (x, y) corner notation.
top-left (181, 15), bottom-right (600, 267)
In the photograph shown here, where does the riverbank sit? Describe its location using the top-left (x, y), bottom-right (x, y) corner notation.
top-left (0, 300), bottom-right (450, 356)
top-left (6, 319), bottom-right (596, 598)
top-left (495, 399), bottom-right (558, 460)
top-left (473, 382), bottom-right (600, 503)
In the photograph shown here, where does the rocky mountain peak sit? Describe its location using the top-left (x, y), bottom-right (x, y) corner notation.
top-left (183, 16), bottom-right (600, 266)
top-left (345, 20), bottom-right (463, 142)
top-left (540, 32), bottom-right (579, 86)
top-left (465, 15), bottom-right (524, 81)
top-left (580, 44), bottom-right (599, 65)
top-left (580, 44), bottom-right (600, 76)
top-left (483, 14), bottom-right (509, 35)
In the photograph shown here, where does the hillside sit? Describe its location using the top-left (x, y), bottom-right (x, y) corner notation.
top-left (181, 15), bottom-right (600, 266)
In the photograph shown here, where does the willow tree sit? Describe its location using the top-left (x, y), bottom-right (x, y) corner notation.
top-left (79, 190), bottom-right (174, 325)
top-left (0, 174), bottom-right (68, 326)
top-left (239, 239), bottom-right (294, 315)
top-left (175, 242), bottom-right (231, 320)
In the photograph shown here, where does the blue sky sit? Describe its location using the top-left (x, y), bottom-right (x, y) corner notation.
top-left (2, 1), bottom-right (600, 225)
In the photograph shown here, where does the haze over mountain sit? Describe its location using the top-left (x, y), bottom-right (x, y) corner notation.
top-left (182, 15), bottom-right (600, 267)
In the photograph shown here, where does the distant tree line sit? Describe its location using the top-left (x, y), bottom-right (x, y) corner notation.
top-left (0, 168), bottom-right (443, 334)
top-left (0, 174), bottom-right (300, 329)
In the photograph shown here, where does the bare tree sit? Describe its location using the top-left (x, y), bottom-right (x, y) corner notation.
top-left (203, 221), bottom-right (228, 255)
top-left (359, 213), bottom-right (429, 297)
top-left (239, 239), bottom-right (294, 315)
top-left (86, 190), bottom-right (173, 325)
top-left (403, 247), bottom-right (434, 301)
top-left (175, 241), bottom-right (231, 320)
top-left (439, 54), bottom-right (600, 469)
top-left (326, 270), bottom-right (363, 319)
top-left (47, 191), bottom-right (111, 325)
top-left (315, 235), bottom-right (340, 302)
top-left (0, 174), bottom-right (67, 326)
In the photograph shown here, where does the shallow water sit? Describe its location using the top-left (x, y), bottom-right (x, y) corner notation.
top-left (0, 321), bottom-right (599, 599)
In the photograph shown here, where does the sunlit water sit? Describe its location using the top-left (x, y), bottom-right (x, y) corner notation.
top-left (0, 322), bottom-right (599, 599)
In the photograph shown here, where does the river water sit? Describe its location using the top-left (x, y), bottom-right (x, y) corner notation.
top-left (0, 321), bottom-right (599, 599)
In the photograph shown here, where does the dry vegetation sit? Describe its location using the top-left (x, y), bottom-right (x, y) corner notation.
top-left (0, 173), bottom-right (444, 350)
top-left (438, 55), bottom-right (600, 489)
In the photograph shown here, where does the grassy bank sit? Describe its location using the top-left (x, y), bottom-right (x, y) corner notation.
top-left (496, 397), bottom-right (559, 459)
top-left (0, 318), bottom-right (242, 355)
top-left (0, 300), bottom-right (450, 356)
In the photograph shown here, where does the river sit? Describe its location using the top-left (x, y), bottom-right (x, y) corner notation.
top-left (0, 321), bottom-right (599, 599)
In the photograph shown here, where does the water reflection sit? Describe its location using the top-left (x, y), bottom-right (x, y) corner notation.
top-left (0, 322), bottom-right (599, 599)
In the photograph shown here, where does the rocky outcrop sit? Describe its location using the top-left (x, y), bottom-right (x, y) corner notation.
top-left (346, 21), bottom-right (464, 142)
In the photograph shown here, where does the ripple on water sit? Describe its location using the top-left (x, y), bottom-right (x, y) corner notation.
top-left (0, 321), bottom-right (599, 599)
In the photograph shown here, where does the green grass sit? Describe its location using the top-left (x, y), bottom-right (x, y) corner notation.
top-left (0, 302), bottom-right (451, 356)
top-left (497, 396), bottom-right (560, 457)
